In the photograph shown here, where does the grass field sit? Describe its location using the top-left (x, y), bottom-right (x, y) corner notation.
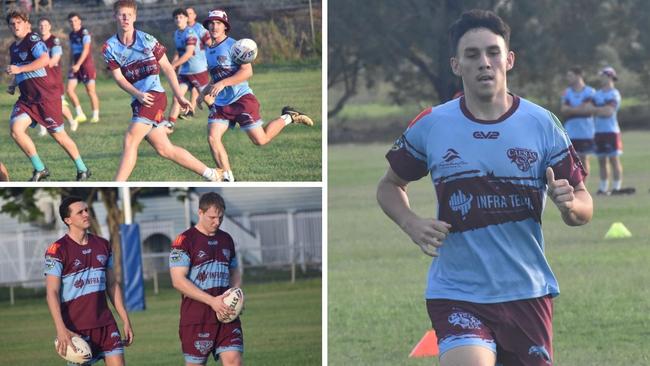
top-left (0, 277), bottom-right (321, 365)
top-left (328, 131), bottom-right (650, 365)
top-left (0, 65), bottom-right (321, 182)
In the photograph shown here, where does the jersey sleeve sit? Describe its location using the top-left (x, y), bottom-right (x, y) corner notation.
top-left (544, 111), bottom-right (587, 187)
top-left (51, 37), bottom-right (63, 57)
top-left (44, 242), bottom-right (64, 277)
top-left (200, 28), bottom-right (211, 47)
top-left (385, 107), bottom-right (433, 181)
top-left (82, 29), bottom-right (91, 45)
top-left (169, 233), bottom-right (191, 267)
top-left (106, 242), bottom-right (114, 269)
top-left (31, 41), bottom-right (48, 59)
top-left (228, 237), bottom-right (238, 269)
top-left (185, 29), bottom-right (198, 47)
top-left (102, 42), bottom-right (120, 70)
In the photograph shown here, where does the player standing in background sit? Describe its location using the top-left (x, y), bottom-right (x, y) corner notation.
top-left (67, 12), bottom-right (100, 124)
top-left (103, 0), bottom-right (222, 181)
top-left (170, 192), bottom-right (243, 366)
top-left (377, 10), bottom-right (593, 365)
top-left (38, 16), bottom-right (78, 136)
top-left (6, 10), bottom-right (91, 181)
top-left (560, 67), bottom-right (595, 180)
top-left (589, 66), bottom-right (635, 195)
top-left (45, 196), bottom-right (134, 365)
top-left (185, 6), bottom-right (207, 115)
top-left (200, 9), bottom-right (314, 182)
top-left (167, 8), bottom-right (210, 128)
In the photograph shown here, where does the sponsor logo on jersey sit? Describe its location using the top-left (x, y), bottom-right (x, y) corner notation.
top-left (222, 249), bottom-right (230, 260)
top-left (82, 29), bottom-right (89, 36)
top-left (507, 147), bottom-right (538, 172)
top-left (448, 311), bottom-right (482, 330)
top-left (74, 277), bottom-right (102, 288)
top-left (198, 332), bottom-right (211, 338)
top-left (54, 38), bottom-right (61, 46)
top-left (472, 131), bottom-right (500, 139)
top-left (170, 248), bottom-right (187, 263)
top-left (30, 34), bottom-right (40, 42)
top-left (45, 256), bottom-right (58, 269)
top-left (96, 254), bottom-right (107, 265)
top-left (197, 250), bottom-right (207, 258)
top-left (19, 52), bottom-right (28, 61)
top-left (82, 249), bottom-right (92, 255)
top-left (207, 240), bottom-right (218, 246)
top-left (443, 148), bottom-right (461, 162)
top-left (449, 190), bottom-right (473, 220)
top-left (73, 259), bottom-right (82, 268)
top-left (528, 345), bottom-right (552, 364)
top-left (390, 135), bottom-right (405, 151)
top-left (440, 148), bottom-right (468, 169)
top-left (46, 243), bottom-right (61, 255)
top-left (194, 340), bottom-right (213, 355)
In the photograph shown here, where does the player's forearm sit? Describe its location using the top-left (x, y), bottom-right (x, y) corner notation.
top-left (161, 62), bottom-right (184, 98)
top-left (46, 290), bottom-right (68, 332)
top-left (172, 48), bottom-right (193, 69)
top-left (561, 189), bottom-right (593, 226)
top-left (172, 276), bottom-right (217, 306)
top-left (18, 55), bottom-right (50, 73)
top-left (75, 45), bottom-right (90, 66)
top-left (222, 66), bottom-right (252, 87)
top-left (114, 76), bottom-right (142, 99)
top-left (107, 282), bottom-right (131, 324)
top-left (50, 54), bottom-right (61, 68)
top-left (377, 175), bottom-right (419, 233)
top-left (229, 269), bottom-right (242, 288)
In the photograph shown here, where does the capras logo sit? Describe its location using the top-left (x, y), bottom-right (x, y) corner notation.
top-left (473, 131), bottom-right (500, 139)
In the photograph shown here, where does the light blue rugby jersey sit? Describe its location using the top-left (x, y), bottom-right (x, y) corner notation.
top-left (593, 88), bottom-right (621, 133)
top-left (174, 26), bottom-right (208, 75)
top-left (386, 95), bottom-right (586, 303)
top-left (205, 37), bottom-right (253, 106)
top-left (562, 86), bottom-right (595, 139)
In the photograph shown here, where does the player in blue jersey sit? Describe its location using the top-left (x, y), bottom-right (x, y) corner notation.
top-left (45, 196), bottom-right (133, 366)
top-left (199, 9), bottom-right (314, 182)
top-left (587, 67), bottom-right (635, 195)
top-left (560, 67), bottom-right (595, 179)
top-left (170, 192), bottom-right (243, 366)
top-left (185, 7), bottom-right (207, 115)
top-left (103, 0), bottom-right (223, 181)
top-left (377, 10), bottom-right (593, 366)
top-left (66, 13), bottom-right (100, 123)
top-left (167, 8), bottom-right (210, 126)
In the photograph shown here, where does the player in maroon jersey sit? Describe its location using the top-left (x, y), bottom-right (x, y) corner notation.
top-left (66, 12), bottom-right (100, 123)
top-left (6, 10), bottom-right (90, 181)
top-left (45, 196), bottom-right (134, 365)
top-left (170, 192), bottom-right (243, 366)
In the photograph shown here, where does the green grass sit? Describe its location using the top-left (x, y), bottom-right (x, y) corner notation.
top-left (328, 131), bottom-right (650, 365)
top-left (0, 66), bottom-right (321, 182)
top-left (0, 278), bottom-right (321, 365)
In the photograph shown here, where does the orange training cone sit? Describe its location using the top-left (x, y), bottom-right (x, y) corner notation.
top-left (409, 330), bottom-right (439, 358)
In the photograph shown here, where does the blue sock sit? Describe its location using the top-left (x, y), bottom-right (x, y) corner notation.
top-left (74, 157), bottom-right (87, 172)
top-left (29, 155), bottom-right (45, 172)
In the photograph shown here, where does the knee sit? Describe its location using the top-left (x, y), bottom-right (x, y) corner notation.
top-left (250, 136), bottom-right (268, 146)
top-left (155, 144), bottom-right (175, 159)
top-left (208, 134), bottom-right (223, 147)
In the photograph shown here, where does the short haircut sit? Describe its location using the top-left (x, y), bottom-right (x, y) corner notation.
top-left (569, 66), bottom-right (583, 76)
top-left (113, 0), bottom-right (137, 13)
top-left (59, 196), bottom-right (85, 224)
top-left (38, 16), bottom-right (52, 25)
top-left (198, 192), bottom-right (226, 214)
top-left (67, 12), bottom-right (81, 21)
top-left (448, 9), bottom-right (511, 56)
top-left (173, 8), bottom-right (188, 18)
top-left (6, 10), bottom-right (29, 24)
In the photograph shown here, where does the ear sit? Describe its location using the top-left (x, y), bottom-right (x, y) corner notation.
top-left (506, 50), bottom-right (515, 72)
top-left (450, 57), bottom-right (461, 76)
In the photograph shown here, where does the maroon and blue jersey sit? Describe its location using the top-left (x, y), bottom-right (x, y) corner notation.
top-left (593, 88), bottom-right (621, 133)
top-left (386, 95), bottom-right (586, 303)
top-left (169, 226), bottom-right (238, 326)
top-left (10, 32), bottom-right (59, 103)
top-left (562, 85), bottom-right (595, 140)
top-left (43, 35), bottom-right (64, 95)
top-left (44, 234), bottom-right (115, 331)
top-left (205, 37), bottom-right (253, 106)
top-left (102, 29), bottom-right (167, 100)
top-left (174, 26), bottom-right (209, 75)
top-left (69, 28), bottom-right (94, 65)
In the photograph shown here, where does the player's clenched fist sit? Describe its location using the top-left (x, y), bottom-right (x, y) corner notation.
top-left (546, 167), bottom-right (574, 213)
top-left (402, 217), bottom-right (452, 257)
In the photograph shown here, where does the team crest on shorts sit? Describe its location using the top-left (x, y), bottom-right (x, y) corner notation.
top-left (448, 311), bottom-right (482, 330)
top-left (194, 340), bottom-right (214, 355)
top-left (507, 147), bottom-right (538, 172)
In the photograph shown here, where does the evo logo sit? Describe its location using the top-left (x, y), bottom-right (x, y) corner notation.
top-left (473, 131), bottom-right (500, 139)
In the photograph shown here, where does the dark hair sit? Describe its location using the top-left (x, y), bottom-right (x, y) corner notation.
top-left (198, 192), bottom-right (226, 214)
top-left (67, 12), bottom-right (81, 21)
top-left (59, 196), bottom-right (85, 224)
top-left (568, 66), bottom-right (583, 76)
top-left (448, 9), bottom-right (511, 56)
top-left (38, 16), bottom-right (52, 25)
top-left (172, 8), bottom-right (188, 18)
top-left (6, 10), bottom-right (29, 24)
top-left (113, 0), bottom-right (137, 13)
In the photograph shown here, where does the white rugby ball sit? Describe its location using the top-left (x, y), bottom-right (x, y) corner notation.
top-left (231, 38), bottom-right (258, 64)
top-left (218, 287), bottom-right (244, 323)
top-left (54, 336), bottom-right (92, 364)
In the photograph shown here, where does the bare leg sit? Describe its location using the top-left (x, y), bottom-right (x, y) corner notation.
top-left (207, 123), bottom-right (231, 171)
top-left (190, 86), bottom-right (199, 111)
top-left (439, 345), bottom-right (496, 366)
top-left (10, 116), bottom-right (38, 158)
top-left (66, 79), bottom-right (81, 112)
top-left (85, 81), bottom-right (100, 113)
top-left (598, 156), bottom-right (608, 183)
top-left (114, 122), bottom-right (152, 181)
top-left (169, 83), bottom-right (189, 120)
top-left (219, 351), bottom-right (243, 366)
top-left (610, 156), bottom-right (622, 182)
top-left (145, 126), bottom-right (210, 176)
top-left (245, 118), bottom-right (287, 146)
top-left (104, 354), bottom-right (125, 366)
top-left (49, 129), bottom-right (82, 160)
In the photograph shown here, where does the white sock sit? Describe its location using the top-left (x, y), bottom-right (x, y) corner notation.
top-left (613, 180), bottom-right (622, 190)
top-left (75, 105), bottom-right (84, 115)
top-left (599, 180), bottom-right (609, 192)
top-left (202, 168), bottom-right (215, 181)
top-left (281, 114), bottom-right (292, 125)
top-left (92, 110), bottom-right (99, 119)
top-left (224, 170), bottom-right (235, 182)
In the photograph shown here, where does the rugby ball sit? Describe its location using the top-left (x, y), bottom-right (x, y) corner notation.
top-left (54, 336), bottom-right (92, 364)
top-left (230, 38), bottom-right (258, 64)
top-left (218, 287), bottom-right (244, 323)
